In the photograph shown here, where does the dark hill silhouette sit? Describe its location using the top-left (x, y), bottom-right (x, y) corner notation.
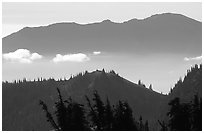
top-left (2, 65), bottom-right (202, 130)
top-left (158, 64), bottom-right (202, 128)
top-left (59, 70), bottom-right (166, 127)
top-left (3, 13), bottom-right (201, 56)
top-left (2, 70), bottom-right (165, 130)
top-left (168, 64), bottom-right (202, 102)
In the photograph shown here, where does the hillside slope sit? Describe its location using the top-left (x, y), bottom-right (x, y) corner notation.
top-left (2, 65), bottom-right (202, 130)
top-left (2, 70), bottom-right (165, 130)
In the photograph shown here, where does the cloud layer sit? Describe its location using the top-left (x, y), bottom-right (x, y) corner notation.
top-left (53, 53), bottom-right (90, 63)
top-left (93, 51), bottom-right (101, 55)
top-left (3, 49), bottom-right (42, 63)
top-left (184, 56), bottom-right (202, 61)
top-left (3, 50), bottom-right (100, 64)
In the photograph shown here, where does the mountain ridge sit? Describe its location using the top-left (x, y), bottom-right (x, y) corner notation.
top-left (3, 12), bottom-right (201, 37)
top-left (3, 13), bottom-right (201, 56)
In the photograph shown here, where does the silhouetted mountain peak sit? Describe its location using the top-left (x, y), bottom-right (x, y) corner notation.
top-left (145, 13), bottom-right (200, 22)
top-left (101, 19), bottom-right (113, 23)
top-left (66, 69), bottom-right (162, 96)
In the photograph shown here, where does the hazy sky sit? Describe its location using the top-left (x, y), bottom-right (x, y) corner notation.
top-left (2, 2), bottom-right (202, 94)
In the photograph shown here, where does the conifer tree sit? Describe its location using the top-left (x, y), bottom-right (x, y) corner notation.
top-left (39, 100), bottom-right (60, 130)
top-left (138, 80), bottom-right (141, 85)
top-left (144, 120), bottom-right (149, 131)
top-left (86, 90), bottom-right (106, 130)
top-left (139, 116), bottom-right (144, 130)
top-left (104, 98), bottom-right (114, 130)
top-left (40, 88), bottom-right (89, 131)
top-left (113, 100), bottom-right (137, 130)
top-left (149, 84), bottom-right (153, 90)
top-left (167, 97), bottom-right (191, 130)
top-left (191, 95), bottom-right (202, 130)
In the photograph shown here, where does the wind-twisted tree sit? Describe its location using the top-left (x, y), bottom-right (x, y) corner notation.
top-left (39, 88), bottom-right (89, 131)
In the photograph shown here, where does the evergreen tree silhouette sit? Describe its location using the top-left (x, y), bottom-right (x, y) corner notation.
top-left (149, 84), bottom-right (153, 90)
top-left (110, 70), bottom-right (116, 74)
top-left (66, 101), bottom-right (89, 130)
top-left (167, 97), bottom-right (191, 130)
top-left (158, 120), bottom-right (168, 131)
top-left (113, 100), bottom-right (137, 130)
top-left (102, 68), bottom-right (105, 73)
top-left (104, 97), bottom-right (114, 130)
top-left (40, 88), bottom-right (89, 131)
top-left (86, 90), bottom-right (106, 130)
top-left (138, 80), bottom-right (141, 85)
top-left (144, 120), bottom-right (149, 131)
top-left (54, 88), bottom-right (68, 130)
top-left (139, 116), bottom-right (144, 130)
top-left (191, 95), bottom-right (202, 130)
top-left (39, 100), bottom-right (60, 130)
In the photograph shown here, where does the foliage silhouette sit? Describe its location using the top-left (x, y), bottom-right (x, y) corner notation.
top-left (40, 89), bottom-right (148, 131)
top-left (167, 95), bottom-right (202, 131)
top-left (112, 100), bottom-right (138, 130)
top-left (85, 90), bottom-right (106, 130)
top-left (167, 97), bottom-right (191, 130)
top-left (39, 100), bottom-right (59, 130)
top-left (191, 95), bottom-right (202, 130)
top-left (158, 120), bottom-right (168, 131)
top-left (39, 88), bottom-right (89, 131)
top-left (104, 98), bottom-right (114, 130)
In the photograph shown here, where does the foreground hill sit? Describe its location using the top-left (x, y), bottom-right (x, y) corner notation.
top-left (159, 64), bottom-right (202, 125)
top-left (60, 70), bottom-right (166, 128)
top-left (3, 13), bottom-right (201, 56)
top-left (2, 65), bottom-right (202, 130)
top-left (169, 64), bottom-right (202, 101)
top-left (2, 70), bottom-right (165, 130)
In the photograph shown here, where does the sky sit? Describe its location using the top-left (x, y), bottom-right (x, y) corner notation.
top-left (2, 2), bottom-right (202, 94)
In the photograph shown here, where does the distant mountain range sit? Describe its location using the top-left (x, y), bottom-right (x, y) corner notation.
top-left (2, 65), bottom-right (202, 130)
top-left (3, 13), bottom-right (202, 56)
